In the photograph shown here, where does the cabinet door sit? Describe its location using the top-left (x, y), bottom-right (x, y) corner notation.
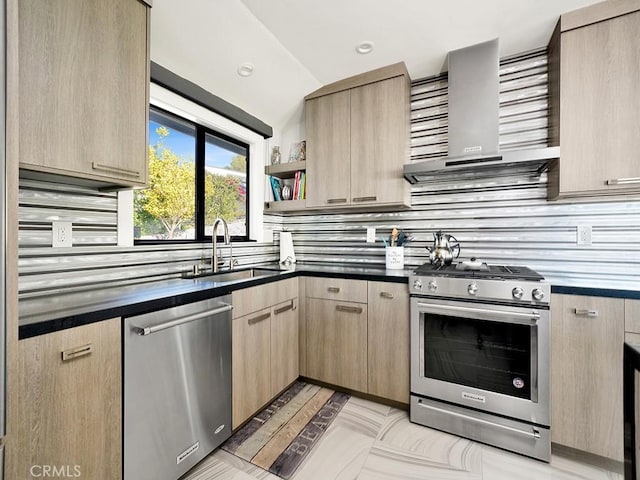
top-left (18, 0), bottom-right (149, 186)
top-left (551, 294), bottom-right (624, 460)
top-left (306, 298), bottom-right (367, 392)
top-left (350, 76), bottom-right (409, 206)
top-left (271, 298), bottom-right (299, 396)
top-left (305, 91), bottom-right (351, 207)
top-left (15, 318), bottom-right (121, 479)
top-left (558, 11), bottom-right (640, 195)
top-left (232, 307), bottom-right (272, 429)
top-left (367, 282), bottom-right (410, 403)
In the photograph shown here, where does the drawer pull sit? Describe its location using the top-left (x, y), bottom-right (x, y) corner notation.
top-left (327, 287), bottom-right (341, 293)
top-left (92, 162), bottom-right (141, 177)
top-left (606, 177), bottom-right (640, 186)
top-left (248, 312), bottom-right (271, 325)
top-left (327, 198), bottom-right (347, 204)
top-left (274, 300), bottom-right (295, 315)
top-left (380, 291), bottom-right (394, 299)
top-left (61, 344), bottom-right (93, 362)
top-left (336, 305), bottom-right (363, 314)
top-left (352, 196), bottom-right (377, 202)
top-left (573, 308), bottom-right (598, 317)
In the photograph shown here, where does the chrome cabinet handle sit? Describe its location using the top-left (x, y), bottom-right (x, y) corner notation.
top-left (327, 198), bottom-right (347, 204)
top-left (606, 177), bottom-right (640, 185)
top-left (380, 291), bottom-right (394, 299)
top-left (248, 312), bottom-right (271, 325)
top-left (92, 162), bottom-right (141, 177)
top-left (336, 305), bottom-right (363, 314)
top-left (573, 308), bottom-right (598, 317)
top-left (61, 343), bottom-right (93, 361)
top-left (352, 196), bottom-right (377, 202)
top-left (133, 304), bottom-right (233, 336)
top-left (274, 300), bottom-right (295, 315)
top-left (327, 287), bottom-right (340, 293)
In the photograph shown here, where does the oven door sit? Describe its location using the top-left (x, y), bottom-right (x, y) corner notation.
top-left (410, 296), bottom-right (549, 426)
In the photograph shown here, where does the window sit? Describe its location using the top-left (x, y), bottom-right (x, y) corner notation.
top-left (134, 106), bottom-right (249, 242)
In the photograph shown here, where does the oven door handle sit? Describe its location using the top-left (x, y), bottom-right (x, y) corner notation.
top-left (416, 302), bottom-right (540, 324)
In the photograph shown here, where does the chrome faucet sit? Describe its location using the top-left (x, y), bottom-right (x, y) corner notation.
top-left (212, 218), bottom-right (231, 273)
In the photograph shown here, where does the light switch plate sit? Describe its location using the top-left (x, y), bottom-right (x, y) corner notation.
top-left (366, 227), bottom-right (376, 243)
top-left (577, 225), bottom-right (592, 246)
top-left (52, 221), bottom-right (73, 248)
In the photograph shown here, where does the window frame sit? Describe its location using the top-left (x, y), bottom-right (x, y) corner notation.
top-left (135, 105), bottom-right (250, 244)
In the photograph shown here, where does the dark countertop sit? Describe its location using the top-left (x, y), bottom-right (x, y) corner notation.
top-left (551, 285), bottom-right (640, 300)
top-left (18, 263), bottom-right (412, 339)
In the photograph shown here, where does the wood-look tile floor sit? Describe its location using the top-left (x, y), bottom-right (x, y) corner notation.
top-left (181, 396), bottom-right (623, 480)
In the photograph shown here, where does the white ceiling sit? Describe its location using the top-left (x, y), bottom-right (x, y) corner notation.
top-left (150, 0), bottom-right (601, 133)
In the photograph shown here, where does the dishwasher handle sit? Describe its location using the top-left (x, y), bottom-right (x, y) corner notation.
top-left (133, 303), bottom-right (233, 336)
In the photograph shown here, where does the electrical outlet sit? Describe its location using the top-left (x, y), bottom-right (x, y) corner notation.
top-left (52, 221), bottom-right (73, 248)
top-left (577, 225), bottom-right (592, 246)
top-left (366, 227), bottom-right (376, 243)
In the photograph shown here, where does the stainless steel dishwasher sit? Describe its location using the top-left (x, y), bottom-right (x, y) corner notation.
top-left (123, 295), bottom-right (232, 480)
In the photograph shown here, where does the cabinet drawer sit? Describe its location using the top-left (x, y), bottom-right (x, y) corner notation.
top-left (626, 299), bottom-right (640, 333)
top-left (305, 277), bottom-right (367, 303)
top-left (232, 277), bottom-right (298, 318)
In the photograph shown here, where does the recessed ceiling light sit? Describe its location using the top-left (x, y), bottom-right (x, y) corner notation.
top-left (237, 63), bottom-right (254, 77)
top-left (356, 41), bottom-right (374, 54)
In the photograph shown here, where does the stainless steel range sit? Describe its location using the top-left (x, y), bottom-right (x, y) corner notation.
top-left (409, 262), bottom-right (551, 461)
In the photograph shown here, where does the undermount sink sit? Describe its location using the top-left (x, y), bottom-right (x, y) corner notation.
top-left (182, 267), bottom-right (285, 283)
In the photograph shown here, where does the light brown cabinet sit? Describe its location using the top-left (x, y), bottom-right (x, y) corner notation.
top-left (304, 277), bottom-right (410, 404)
top-left (231, 278), bottom-right (299, 428)
top-left (10, 318), bottom-right (121, 479)
top-left (305, 63), bottom-right (410, 210)
top-left (550, 294), bottom-right (624, 461)
top-left (306, 297), bottom-right (368, 392)
top-left (367, 281), bottom-right (410, 403)
top-left (548, 3), bottom-right (640, 199)
top-left (14, 0), bottom-right (150, 187)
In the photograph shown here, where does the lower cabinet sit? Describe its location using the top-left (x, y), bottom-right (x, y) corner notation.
top-left (232, 307), bottom-right (272, 429)
top-left (11, 318), bottom-right (121, 479)
top-left (231, 278), bottom-right (299, 429)
top-left (550, 294), bottom-right (624, 461)
top-left (305, 277), bottom-right (410, 404)
top-left (271, 298), bottom-right (299, 396)
top-left (367, 281), bottom-right (410, 403)
top-left (306, 297), bottom-right (368, 392)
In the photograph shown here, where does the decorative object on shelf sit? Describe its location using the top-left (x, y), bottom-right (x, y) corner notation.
top-left (270, 146), bottom-right (281, 165)
top-left (281, 185), bottom-right (292, 200)
top-left (269, 176), bottom-right (282, 201)
top-left (289, 140), bottom-right (306, 163)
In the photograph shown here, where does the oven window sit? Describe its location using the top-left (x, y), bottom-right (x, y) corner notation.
top-left (424, 314), bottom-right (532, 399)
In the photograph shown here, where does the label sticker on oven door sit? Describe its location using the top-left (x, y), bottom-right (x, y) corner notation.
top-left (462, 392), bottom-right (486, 403)
top-left (513, 377), bottom-right (525, 389)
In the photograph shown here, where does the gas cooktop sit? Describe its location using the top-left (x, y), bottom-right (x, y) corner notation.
top-left (413, 263), bottom-right (544, 282)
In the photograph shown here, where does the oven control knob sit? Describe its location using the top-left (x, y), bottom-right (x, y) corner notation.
top-left (413, 279), bottom-right (423, 291)
top-left (428, 280), bottom-right (438, 292)
top-left (532, 288), bottom-right (545, 301)
top-left (467, 283), bottom-right (478, 296)
top-left (512, 287), bottom-right (524, 299)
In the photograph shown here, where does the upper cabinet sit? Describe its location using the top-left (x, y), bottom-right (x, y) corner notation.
top-left (548, 1), bottom-right (640, 199)
top-left (305, 63), bottom-right (411, 210)
top-left (13, 0), bottom-right (150, 187)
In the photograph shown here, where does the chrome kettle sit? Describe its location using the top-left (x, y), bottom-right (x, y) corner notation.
top-left (427, 231), bottom-right (461, 267)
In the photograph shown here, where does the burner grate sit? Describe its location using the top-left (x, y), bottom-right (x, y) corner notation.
top-left (413, 263), bottom-right (544, 281)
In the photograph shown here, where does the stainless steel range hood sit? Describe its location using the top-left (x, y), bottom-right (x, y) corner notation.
top-left (403, 39), bottom-right (559, 184)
